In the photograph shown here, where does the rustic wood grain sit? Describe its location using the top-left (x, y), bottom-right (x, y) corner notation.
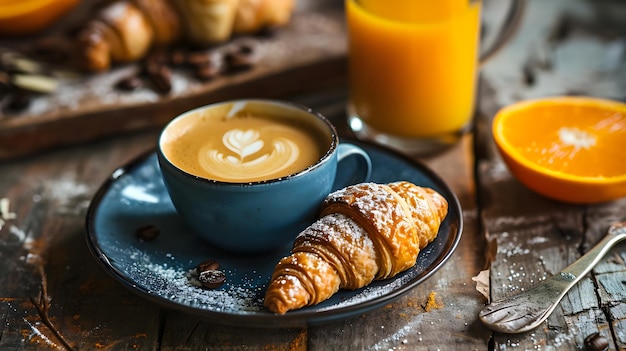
top-left (477, 0), bottom-right (626, 349)
top-left (0, 132), bottom-right (163, 350)
top-left (2, 0), bottom-right (625, 350)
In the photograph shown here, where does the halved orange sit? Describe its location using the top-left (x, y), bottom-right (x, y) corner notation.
top-left (492, 96), bottom-right (626, 204)
top-left (0, 0), bottom-right (79, 37)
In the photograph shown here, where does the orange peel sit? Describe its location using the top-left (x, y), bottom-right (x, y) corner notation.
top-left (492, 96), bottom-right (626, 204)
top-left (0, 0), bottom-right (79, 37)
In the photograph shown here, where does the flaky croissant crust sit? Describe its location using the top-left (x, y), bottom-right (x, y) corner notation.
top-left (264, 181), bottom-right (448, 314)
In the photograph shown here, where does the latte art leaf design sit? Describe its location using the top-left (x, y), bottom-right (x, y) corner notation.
top-left (198, 126), bottom-right (303, 181)
top-left (223, 129), bottom-right (264, 162)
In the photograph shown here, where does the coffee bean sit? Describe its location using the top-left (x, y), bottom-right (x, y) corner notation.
top-left (146, 50), bottom-right (169, 66)
top-left (147, 64), bottom-right (172, 93)
top-left (198, 269), bottom-right (226, 289)
top-left (184, 50), bottom-right (221, 81)
top-left (224, 43), bottom-right (256, 72)
top-left (195, 63), bottom-right (220, 81)
top-left (236, 41), bottom-right (255, 55)
top-left (256, 26), bottom-right (276, 39)
top-left (136, 224), bottom-right (159, 241)
top-left (186, 50), bottom-right (217, 67)
top-left (6, 90), bottom-right (31, 111)
top-left (115, 75), bottom-right (142, 91)
top-left (224, 53), bottom-right (253, 72)
top-left (584, 332), bottom-right (609, 351)
top-left (196, 259), bottom-right (225, 289)
top-left (142, 50), bottom-right (174, 93)
top-left (196, 259), bottom-right (220, 272)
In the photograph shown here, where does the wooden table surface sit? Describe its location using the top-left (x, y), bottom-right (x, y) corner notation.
top-left (1, 0), bottom-right (626, 350)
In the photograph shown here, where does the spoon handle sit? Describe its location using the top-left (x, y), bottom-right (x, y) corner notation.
top-left (563, 223), bottom-right (626, 279)
top-left (479, 222), bottom-right (626, 334)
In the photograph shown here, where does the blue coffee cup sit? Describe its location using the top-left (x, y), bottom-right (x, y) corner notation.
top-left (157, 99), bottom-right (371, 253)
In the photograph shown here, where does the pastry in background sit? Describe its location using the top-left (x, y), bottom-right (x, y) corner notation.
top-left (79, 1), bottom-right (156, 71)
top-left (77, 0), bottom-right (296, 71)
top-left (133, 0), bottom-right (183, 45)
top-left (0, 0), bottom-right (79, 37)
top-left (173, 0), bottom-right (239, 45)
top-left (233, 0), bottom-right (294, 35)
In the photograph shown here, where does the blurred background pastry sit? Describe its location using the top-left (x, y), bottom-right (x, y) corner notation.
top-left (76, 0), bottom-right (295, 71)
top-left (173, 0), bottom-right (239, 45)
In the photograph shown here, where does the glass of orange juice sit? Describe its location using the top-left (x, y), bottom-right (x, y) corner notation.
top-left (346, 0), bottom-right (525, 155)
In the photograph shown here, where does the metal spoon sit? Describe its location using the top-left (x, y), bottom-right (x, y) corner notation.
top-left (479, 221), bottom-right (626, 334)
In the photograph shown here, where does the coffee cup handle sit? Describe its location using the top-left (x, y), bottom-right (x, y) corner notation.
top-left (479, 0), bottom-right (526, 66)
top-left (334, 143), bottom-right (372, 189)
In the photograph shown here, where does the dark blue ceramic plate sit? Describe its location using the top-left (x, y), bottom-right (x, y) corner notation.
top-left (85, 141), bottom-right (462, 328)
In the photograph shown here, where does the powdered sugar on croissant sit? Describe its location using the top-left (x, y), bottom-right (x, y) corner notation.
top-left (264, 181), bottom-right (448, 314)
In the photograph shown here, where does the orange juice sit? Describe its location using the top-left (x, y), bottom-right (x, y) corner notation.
top-left (347, 0), bottom-right (482, 138)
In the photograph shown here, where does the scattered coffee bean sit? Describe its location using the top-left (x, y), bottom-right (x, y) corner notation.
top-left (186, 50), bottom-right (217, 67)
top-left (146, 63), bottom-right (172, 93)
top-left (195, 63), bottom-right (220, 81)
top-left (198, 269), bottom-right (226, 289)
top-left (6, 90), bottom-right (31, 111)
top-left (184, 50), bottom-right (221, 81)
top-left (143, 50), bottom-right (174, 93)
top-left (584, 332), bottom-right (609, 351)
top-left (224, 43), bottom-right (256, 72)
top-left (102, 39), bottom-right (262, 94)
top-left (146, 50), bottom-right (169, 66)
top-left (115, 75), bottom-right (143, 91)
top-left (196, 259), bottom-right (225, 289)
top-left (136, 224), bottom-right (160, 241)
top-left (196, 259), bottom-right (220, 272)
top-left (255, 26), bottom-right (276, 39)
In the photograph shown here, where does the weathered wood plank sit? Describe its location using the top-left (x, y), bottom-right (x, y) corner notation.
top-left (160, 313), bottom-right (307, 351)
top-left (477, 0), bottom-right (626, 349)
top-left (0, 134), bottom-right (165, 350)
top-left (3, 0), bottom-right (624, 349)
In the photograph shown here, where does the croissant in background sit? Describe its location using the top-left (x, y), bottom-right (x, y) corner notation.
top-left (232, 0), bottom-right (294, 35)
top-left (264, 181), bottom-right (448, 314)
top-left (78, 0), bottom-right (295, 71)
top-left (173, 0), bottom-right (239, 45)
top-left (79, 2), bottom-right (152, 71)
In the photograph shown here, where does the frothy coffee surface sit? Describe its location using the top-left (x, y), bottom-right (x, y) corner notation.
top-left (162, 110), bottom-right (327, 182)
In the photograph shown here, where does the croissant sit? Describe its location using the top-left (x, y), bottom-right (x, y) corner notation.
top-left (173, 0), bottom-right (239, 45)
top-left (264, 181), bottom-right (448, 314)
top-left (232, 0), bottom-right (295, 35)
top-left (174, 0), bottom-right (294, 43)
top-left (78, 0), bottom-right (294, 71)
top-left (77, 0), bottom-right (182, 71)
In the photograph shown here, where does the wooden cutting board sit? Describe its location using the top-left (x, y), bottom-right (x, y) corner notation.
top-left (0, 0), bottom-right (347, 160)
